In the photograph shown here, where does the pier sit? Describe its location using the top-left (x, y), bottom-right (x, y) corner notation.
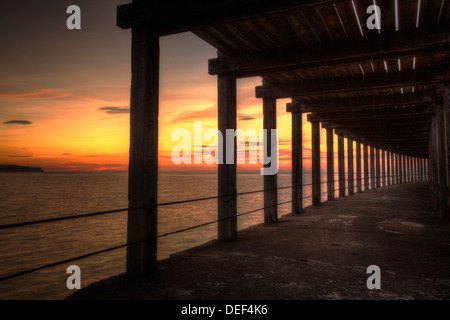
top-left (70, 0), bottom-right (450, 299)
top-left (68, 182), bottom-right (450, 299)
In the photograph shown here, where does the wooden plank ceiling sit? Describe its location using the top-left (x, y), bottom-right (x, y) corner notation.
top-left (118, 0), bottom-right (450, 158)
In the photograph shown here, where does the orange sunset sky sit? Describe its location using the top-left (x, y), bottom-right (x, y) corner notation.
top-left (0, 1), bottom-right (339, 172)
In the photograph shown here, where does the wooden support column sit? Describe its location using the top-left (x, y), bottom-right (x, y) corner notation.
top-left (395, 153), bottom-right (400, 184)
top-left (387, 151), bottom-right (391, 186)
top-left (419, 158), bottom-right (422, 181)
top-left (409, 156), bottom-right (412, 182)
top-left (400, 154), bottom-right (404, 184)
top-left (391, 152), bottom-right (396, 185)
top-left (376, 148), bottom-right (381, 188)
top-left (430, 115), bottom-right (439, 206)
top-left (312, 121), bottom-right (321, 205)
top-left (291, 111), bottom-right (303, 214)
top-left (370, 146), bottom-right (375, 189)
top-left (348, 138), bottom-right (354, 195)
top-left (406, 156), bottom-right (409, 182)
top-left (436, 102), bottom-right (448, 219)
top-left (263, 97), bottom-right (278, 222)
top-left (218, 73), bottom-right (237, 238)
top-left (364, 144), bottom-right (369, 190)
top-left (415, 157), bottom-right (418, 181)
top-left (444, 84), bottom-right (450, 219)
top-left (382, 150), bottom-right (386, 187)
top-left (326, 128), bottom-right (335, 201)
top-left (338, 134), bottom-right (345, 197)
top-left (356, 142), bottom-right (362, 193)
top-left (127, 28), bottom-right (159, 274)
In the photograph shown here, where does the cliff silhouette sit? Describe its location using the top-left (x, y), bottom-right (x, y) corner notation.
top-left (0, 165), bottom-right (44, 172)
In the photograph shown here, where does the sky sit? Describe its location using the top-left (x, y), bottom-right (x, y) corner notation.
top-left (0, 0), bottom-right (333, 172)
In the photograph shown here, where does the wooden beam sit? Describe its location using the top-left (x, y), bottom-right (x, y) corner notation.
top-left (327, 128), bottom-right (335, 201)
top-left (376, 148), bottom-right (381, 188)
top-left (257, 68), bottom-right (447, 99)
top-left (209, 22), bottom-right (450, 76)
top-left (287, 93), bottom-right (436, 113)
top-left (118, 0), bottom-right (338, 33)
top-left (338, 134), bottom-right (345, 197)
top-left (371, 146), bottom-right (376, 189)
top-left (364, 144), bottom-right (369, 191)
top-left (348, 138), bottom-right (354, 195)
top-left (312, 121), bottom-right (321, 205)
top-left (263, 97), bottom-right (278, 223)
top-left (307, 106), bottom-right (435, 123)
top-left (436, 102), bottom-right (449, 219)
top-left (356, 142), bottom-right (362, 193)
top-left (218, 73), bottom-right (238, 239)
top-left (387, 151), bottom-right (391, 186)
top-left (382, 150), bottom-right (386, 187)
top-left (127, 28), bottom-right (159, 274)
top-left (291, 111), bottom-right (303, 214)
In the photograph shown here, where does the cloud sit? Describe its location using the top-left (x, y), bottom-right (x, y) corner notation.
top-left (238, 114), bottom-right (256, 121)
top-left (99, 106), bottom-right (130, 114)
top-left (3, 120), bottom-right (32, 125)
top-left (170, 106), bottom-right (216, 124)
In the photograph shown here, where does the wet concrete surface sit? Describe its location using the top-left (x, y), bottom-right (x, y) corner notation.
top-left (68, 182), bottom-right (450, 300)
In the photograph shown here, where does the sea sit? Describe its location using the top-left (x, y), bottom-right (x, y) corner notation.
top-left (0, 170), bottom-right (339, 300)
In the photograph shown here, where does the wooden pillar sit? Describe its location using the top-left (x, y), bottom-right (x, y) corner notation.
top-left (391, 152), bottom-right (396, 185)
top-left (292, 111), bottom-right (303, 214)
top-left (400, 154), bottom-right (404, 184)
top-left (312, 121), bottom-right (321, 205)
top-left (348, 139), bottom-right (354, 195)
top-left (444, 85), bottom-right (450, 220)
top-left (338, 134), bottom-right (345, 197)
top-left (263, 97), bottom-right (278, 222)
top-left (405, 156), bottom-right (408, 182)
top-left (326, 128), bottom-right (335, 201)
top-left (436, 102), bottom-right (448, 219)
top-left (376, 148), bottom-right (381, 188)
top-left (414, 157), bottom-right (417, 181)
top-left (387, 151), bottom-right (391, 186)
top-left (218, 73), bottom-right (237, 238)
top-left (127, 28), bottom-right (159, 274)
top-left (409, 156), bottom-right (412, 182)
top-left (364, 144), bottom-right (369, 190)
top-left (382, 150), bottom-right (386, 187)
top-left (370, 146), bottom-right (375, 189)
top-left (420, 158), bottom-right (424, 181)
top-left (356, 142), bottom-right (362, 193)
top-left (395, 153), bottom-right (400, 184)
top-left (430, 114), bottom-right (438, 206)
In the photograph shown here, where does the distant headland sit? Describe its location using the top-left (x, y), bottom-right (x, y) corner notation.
top-left (0, 165), bottom-right (44, 172)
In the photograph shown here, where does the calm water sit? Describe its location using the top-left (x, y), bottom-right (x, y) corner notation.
top-left (0, 170), bottom-right (336, 300)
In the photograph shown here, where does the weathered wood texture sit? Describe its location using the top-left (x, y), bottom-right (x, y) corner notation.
top-left (338, 134), bottom-right (345, 197)
top-left (327, 128), bottom-right (335, 200)
top-left (364, 144), bottom-right (369, 191)
top-left (127, 28), bottom-right (159, 274)
top-left (263, 97), bottom-right (278, 222)
top-left (312, 121), bottom-right (321, 205)
top-left (292, 111), bottom-right (303, 214)
top-left (356, 142), bottom-right (362, 193)
top-left (370, 147), bottom-right (375, 189)
top-left (218, 74), bottom-right (238, 238)
top-left (436, 103), bottom-right (448, 219)
top-left (348, 139), bottom-right (354, 196)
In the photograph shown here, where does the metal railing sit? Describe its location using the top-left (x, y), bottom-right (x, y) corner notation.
top-left (0, 171), bottom-right (428, 283)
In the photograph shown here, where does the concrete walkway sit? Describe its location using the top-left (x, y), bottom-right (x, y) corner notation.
top-left (68, 182), bottom-right (450, 300)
